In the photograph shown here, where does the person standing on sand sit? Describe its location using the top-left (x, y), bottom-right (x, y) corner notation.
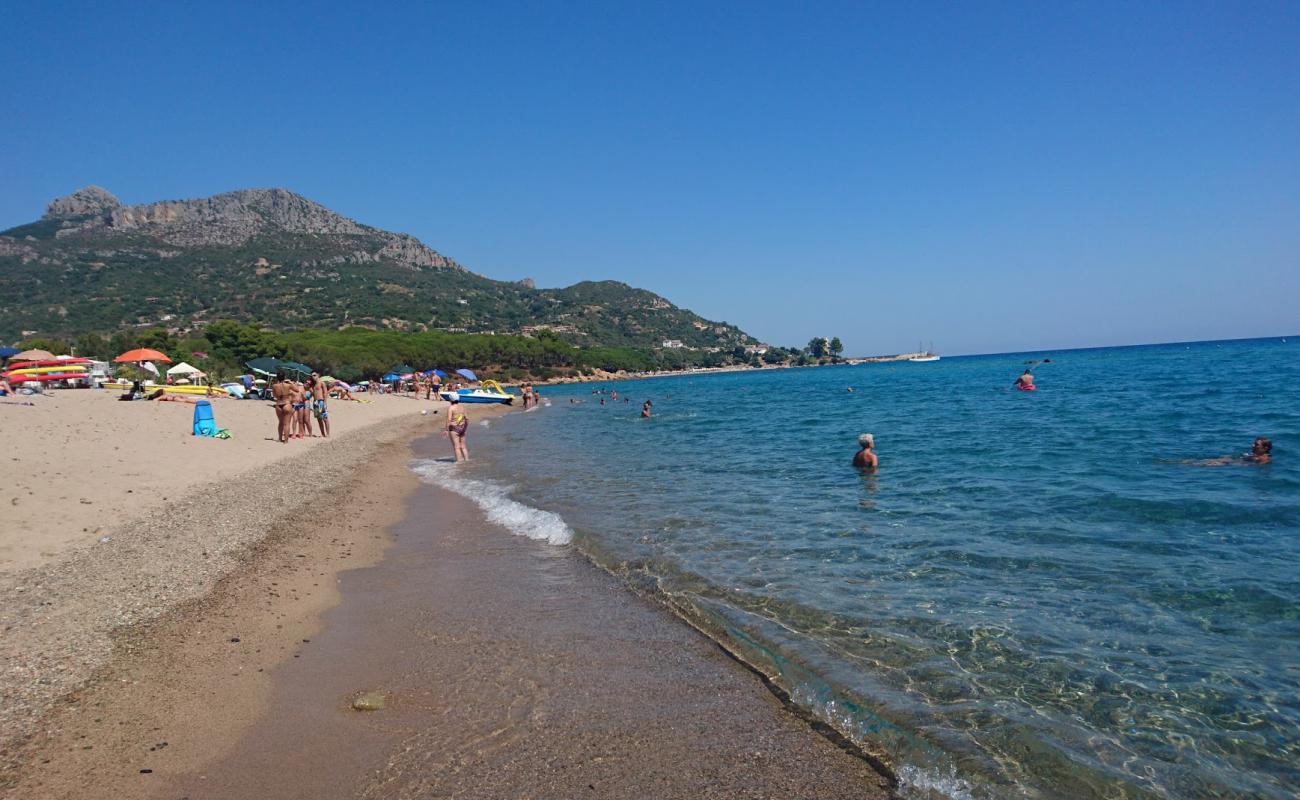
top-left (271, 373), bottom-right (293, 443)
top-left (289, 379), bottom-right (307, 439)
top-left (445, 394), bottom-right (469, 462)
top-left (310, 373), bottom-right (331, 438)
top-left (853, 433), bottom-right (878, 469)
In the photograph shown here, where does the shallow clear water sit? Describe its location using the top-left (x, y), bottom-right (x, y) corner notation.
top-left (413, 337), bottom-right (1300, 799)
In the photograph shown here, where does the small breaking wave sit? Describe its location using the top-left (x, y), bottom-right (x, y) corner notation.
top-left (409, 458), bottom-right (573, 545)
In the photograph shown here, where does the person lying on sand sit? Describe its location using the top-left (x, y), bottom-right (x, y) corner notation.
top-left (330, 380), bottom-right (357, 401)
top-left (1185, 437), bottom-right (1272, 466)
top-left (152, 393), bottom-right (201, 404)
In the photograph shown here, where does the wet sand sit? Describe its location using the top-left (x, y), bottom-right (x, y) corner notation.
top-left (160, 436), bottom-right (891, 799)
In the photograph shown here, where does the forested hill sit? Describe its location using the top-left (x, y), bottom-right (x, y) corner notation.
top-left (0, 186), bottom-right (754, 349)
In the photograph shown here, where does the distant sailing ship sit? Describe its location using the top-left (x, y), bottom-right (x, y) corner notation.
top-left (909, 342), bottom-right (940, 362)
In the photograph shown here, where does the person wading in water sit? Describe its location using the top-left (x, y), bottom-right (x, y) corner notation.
top-left (852, 433), bottom-right (878, 470)
top-left (445, 394), bottom-right (469, 462)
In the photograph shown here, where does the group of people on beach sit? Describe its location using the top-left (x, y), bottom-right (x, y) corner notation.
top-left (270, 372), bottom-right (331, 443)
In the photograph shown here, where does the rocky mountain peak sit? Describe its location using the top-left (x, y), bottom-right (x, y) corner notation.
top-left (106, 187), bottom-right (370, 242)
top-left (44, 186), bottom-right (123, 219)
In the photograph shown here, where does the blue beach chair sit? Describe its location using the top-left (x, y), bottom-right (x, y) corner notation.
top-left (192, 400), bottom-right (217, 436)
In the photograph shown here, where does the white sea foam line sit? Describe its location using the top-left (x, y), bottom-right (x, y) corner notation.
top-left (409, 459), bottom-right (573, 545)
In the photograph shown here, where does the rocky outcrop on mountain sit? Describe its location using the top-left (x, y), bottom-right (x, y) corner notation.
top-left (106, 188), bottom-right (368, 246)
top-left (44, 186), bottom-right (122, 219)
top-left (31, 186), bottom-right (463, 271)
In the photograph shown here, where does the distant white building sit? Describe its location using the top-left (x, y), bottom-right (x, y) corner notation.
top-left (744, 344), bottom-right (769, 355)
top-left (662, 339), bottom-right (686, 349)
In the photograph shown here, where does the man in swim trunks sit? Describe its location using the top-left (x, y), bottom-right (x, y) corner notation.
top-left (310, 373), bottom-right (331, 438)
top-left (1015, 370), bottom-right (1035, 390)
top-left (853, 433), bottom-right (878, 469)
top-left (271, 373), bottom-right (293, 443)
top-left (641, 399), bottom-right (652, 418)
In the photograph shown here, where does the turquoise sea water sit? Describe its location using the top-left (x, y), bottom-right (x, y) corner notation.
top-left (412, 337), bottom-right (1299, 799)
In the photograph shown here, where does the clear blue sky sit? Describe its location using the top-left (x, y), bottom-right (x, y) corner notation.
top-left (3, 1), bottom-right (1297, 355)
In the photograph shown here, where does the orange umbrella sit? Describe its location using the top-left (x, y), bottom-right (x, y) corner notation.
top-left (114, 348), bottom-right (172, 364)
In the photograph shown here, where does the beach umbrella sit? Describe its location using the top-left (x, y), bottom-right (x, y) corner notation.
top-left (14, 349), bottom-right (55, 361)
top-left (456, 368), bottom-right (478, 382)
top-left (115, 348), bottom-right (170, 382)
top-left (0, 346), bottom-right (20, 358)
top-left (115, 348), bottom-right (171, 364)
top-left (279, 360), bottom-right (313, 378)
top-left (245, 357), bottom-right (283, 377)
top-left (432, 369), bottom-right (448, 378)
top-left (166, 361), bottom-right (205, 378)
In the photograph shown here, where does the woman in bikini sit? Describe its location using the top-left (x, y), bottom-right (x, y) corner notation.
top-left (271, 373), bottom-right (293, 443)
top-left (445, 393), bottom-right (469, 462)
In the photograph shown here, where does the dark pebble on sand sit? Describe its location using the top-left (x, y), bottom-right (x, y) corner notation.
top-left (140, 768), bottom-right (152, 773)
top-left (229, 637), bottom-right (240, 643)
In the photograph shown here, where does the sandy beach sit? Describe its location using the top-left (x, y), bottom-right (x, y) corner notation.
top-left (1, 389), bottom-right (435, 572)
top-left (1, 390), bottom-right (890, 799)
top-left (0, 388), bottom-right (472, 781)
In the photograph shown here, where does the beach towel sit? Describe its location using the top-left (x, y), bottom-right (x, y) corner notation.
top-left (192, 400), bottom-right (217, 436)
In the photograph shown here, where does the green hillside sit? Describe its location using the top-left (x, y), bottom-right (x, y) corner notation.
top-left (0, 186), bottom-right (754, 351)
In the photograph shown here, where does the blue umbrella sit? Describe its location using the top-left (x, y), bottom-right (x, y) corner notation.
top-left (433, 369), bottom-right (448, 378)
top-left (456, 368), bottom-right (478, 382)
top-left (0, 346), bottom-right (20, 358)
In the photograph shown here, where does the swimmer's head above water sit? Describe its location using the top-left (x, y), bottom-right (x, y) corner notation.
top-left (858, 433), bottom-right (874, 449)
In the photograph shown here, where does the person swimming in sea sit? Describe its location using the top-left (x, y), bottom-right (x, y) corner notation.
top-left (853, 433), bottom-right (878, 470)
top-left (641, 400), bottom-right (652, 418)
top-left (1015, 369), bottom-right (1036, 390)
top-left (1186, 437), bottom-right (1272, 466)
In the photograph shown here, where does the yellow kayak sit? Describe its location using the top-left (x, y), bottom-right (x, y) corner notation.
top-left (7, 365), bottom-right (89, 375)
